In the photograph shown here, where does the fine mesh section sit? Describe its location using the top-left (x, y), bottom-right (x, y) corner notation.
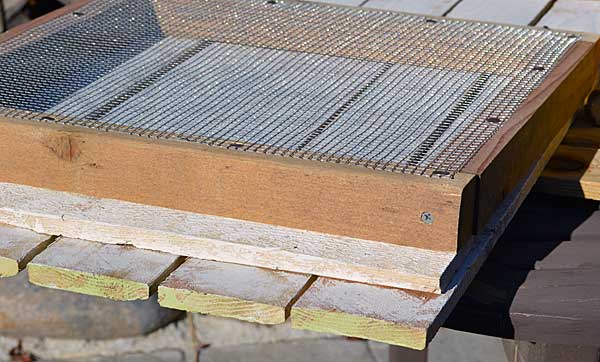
top-left (0, 0), bottom-right (579, 176)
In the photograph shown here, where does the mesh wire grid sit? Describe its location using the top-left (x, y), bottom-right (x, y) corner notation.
top-left (0, 0), bottom-right (579, 177)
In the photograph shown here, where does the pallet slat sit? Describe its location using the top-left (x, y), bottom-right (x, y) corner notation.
top-left (0, 224), bottom-right (53, 277)
top-left (158, 259), bottom-right (315, 324)
top-left (28, 237), bottom-right (182, 301)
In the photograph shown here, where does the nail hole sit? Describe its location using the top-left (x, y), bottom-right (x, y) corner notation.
top-left (73, 11), bottom-right (85, 17)
top-left (41, 116), bottom-right (55, 121)
top-left (486, 117), bottom-right (501, 124)
top-left (432, 170), bottom-right (450, 177)
top-left (533, 66), bottom-right (545, 71)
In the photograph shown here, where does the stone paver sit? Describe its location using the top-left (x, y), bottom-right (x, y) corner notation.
top-left (201, 338), bottom-right (376, 362)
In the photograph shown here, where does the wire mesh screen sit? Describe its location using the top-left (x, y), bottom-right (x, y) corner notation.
top-left (0, 0), bottom-right (579, 176)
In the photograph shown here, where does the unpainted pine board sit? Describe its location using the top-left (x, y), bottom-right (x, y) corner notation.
top-left (446, 0), bottom-right (553, 25)
top-left (0, 116), bottom-right (476, 254)
top-left (0, 224), bottom-right (53, 277)
top-left (28, 237), bottom-right (182, 301)
top-left (291, 116), bottom-right (572, 350)
top-left (0, 182), bottom-right (462, 294)
top-left (536, 144), bottom-right (600, 200)
top-left (539, 0), bottom-right (600, 34)
top-left (362, 0), bottom-right (459, 16)
top-left (158, 259), bottom-right (315, 324)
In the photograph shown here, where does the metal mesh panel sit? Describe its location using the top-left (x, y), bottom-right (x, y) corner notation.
top-left (0, 0), bottom-right (579, 176)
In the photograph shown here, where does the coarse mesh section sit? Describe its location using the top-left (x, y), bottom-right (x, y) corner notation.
top-left (0, 0), bottom-right (579, 176)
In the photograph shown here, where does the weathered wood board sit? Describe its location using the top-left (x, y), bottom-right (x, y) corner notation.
top-left (158, 259), bottom-right (315, 324)
top-left (0, 224), bottom-right (53, 277)
top-left (28, 237), bottom-right (182, 300)
top-left (362, 0), bottom-right (459, 16)
top-left (446, 0), bottom-right (553, 25)
top-left (539, 0), bottom-right (600, 34)
top-left (0, 181), bottom-right (459, 293)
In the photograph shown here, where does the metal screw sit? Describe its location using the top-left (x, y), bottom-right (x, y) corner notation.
top-left (421, 212), bottom-right (434, 225)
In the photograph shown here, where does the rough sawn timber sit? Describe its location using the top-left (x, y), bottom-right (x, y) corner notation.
top-left (0, 181), bottom-right (460, 293)
top-left (28, 237), bottom-right (183, 300)
top-left (158, 258), bottom-right (315, 324)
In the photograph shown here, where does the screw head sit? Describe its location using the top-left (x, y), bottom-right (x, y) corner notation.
top-left (421, 212), bottom-right (434, 225)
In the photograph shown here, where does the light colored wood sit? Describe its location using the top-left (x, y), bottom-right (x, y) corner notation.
top-left (0, 224), bottom-right (53, 277)
top-left (362, 0), bottom-right (458, 16)
top-left (539, 0), bottom-right (600, 34)
top-left (537, 144), bottom-right (600, 200)
top-left (463, 39), bottom-right (600, 231)
top-left (447, 0), bottom-right (553, 25)
top-left (0, 182), bottom-right (459, 293)
top-left (0, 117), bottom-right (476, 253)
top-left (158, 259), bottom-right (315, 324)
top-left (28, 237), bottom-right (182, 301)
top-left (291, 116), bottom-right (572, 350)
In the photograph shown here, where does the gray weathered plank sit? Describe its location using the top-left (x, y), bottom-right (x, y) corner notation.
top-left (0, 224), bottom-right (53, 277)
top-left (158, 258), bottom-right (314, 324)
top-left (539, 0), bottom-right (600, 34)
top-left (362, 0), bottom-right (459, 16)
top-left (28, 237), bottom-right (182, 301)
top-left (447, 0), bottom-right (553, 25)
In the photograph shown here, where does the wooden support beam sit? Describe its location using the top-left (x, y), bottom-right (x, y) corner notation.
top-left (291, 114), bottom-right (571, 350)
top-left (0, 181), bottom-right (461, 293)
top-left (28, 237), bottom-right (182, 301)
top-left (0, 224), bottom-right (53, 277)
top-left (158, 259), bottom-right (315, 324)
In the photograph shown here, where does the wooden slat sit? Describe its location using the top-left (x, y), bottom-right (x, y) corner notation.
top-left (0, 224), bottom-right (53, 277)
top-left (28, 237), bottom-right (182, 301)
top-left (539, 0), bottom-right (600, 34)
top-left (0, 181), bottom-right (463, 294)
top-left (158, 259), bottom-right (315, 325)
top-left (446, 0), bottom-right (553, 25)
top-left (362, 0), bottom-right (459, 16)
top-left (291, 115), bottom-right (572, 350)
